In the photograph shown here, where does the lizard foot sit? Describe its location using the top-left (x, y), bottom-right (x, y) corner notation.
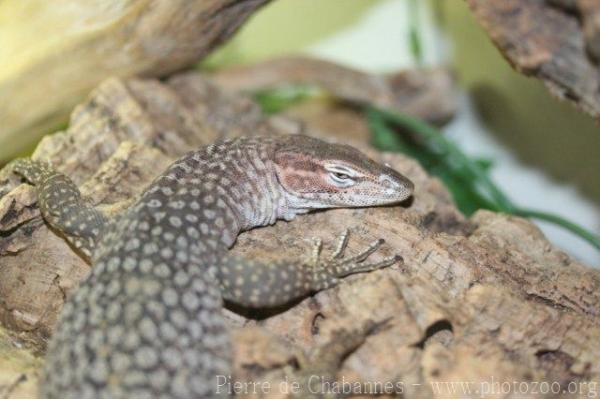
top-left (307, 229), bottom-right (401, 289)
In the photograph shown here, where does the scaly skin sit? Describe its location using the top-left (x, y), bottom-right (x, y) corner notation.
top-left (11, 135), bottom-right (414, 399)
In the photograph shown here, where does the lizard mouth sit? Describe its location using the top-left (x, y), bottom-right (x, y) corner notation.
top-left (301, 190), bottom-right (413, 209)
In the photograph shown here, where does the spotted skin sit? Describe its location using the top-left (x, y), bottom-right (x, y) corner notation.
top-left (11, 135), bottom-right (414, 399)
top-left (11, 159), bottom-right (108, 258)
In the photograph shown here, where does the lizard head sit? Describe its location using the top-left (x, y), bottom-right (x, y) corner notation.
top-left (273, 135), bottom-right (414, 211)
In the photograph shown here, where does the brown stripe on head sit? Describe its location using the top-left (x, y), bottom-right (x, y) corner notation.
top-left (275, 151), bottom-right (327, 193)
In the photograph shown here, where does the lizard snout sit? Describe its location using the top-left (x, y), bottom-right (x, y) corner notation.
top-left (378, 172), bottom-right (414, 200)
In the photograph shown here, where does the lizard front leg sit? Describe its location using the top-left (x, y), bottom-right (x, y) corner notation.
top-left (217, 230), bottom-right (401, 308)
top-left (9, 158), bottom-right (108, 259)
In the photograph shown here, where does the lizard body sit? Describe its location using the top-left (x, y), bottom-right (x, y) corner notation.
top-left (11, 135), bottom-right (414, 398)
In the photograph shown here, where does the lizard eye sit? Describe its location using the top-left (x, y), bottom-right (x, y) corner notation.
top-left (324, 164), bottom-right (357, 187)
top-left (332, 172), bottom-right (350, 180)
top-left (328, 171), bottom-right (355, 187)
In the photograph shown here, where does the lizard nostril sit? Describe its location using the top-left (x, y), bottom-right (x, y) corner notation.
top-left (379, 176), bottom-right (397, 189)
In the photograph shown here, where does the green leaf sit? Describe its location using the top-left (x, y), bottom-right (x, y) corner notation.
top-left (474, 158), bottom-right (494, 173)
top-left (253, 85), bottom-right (318, 114)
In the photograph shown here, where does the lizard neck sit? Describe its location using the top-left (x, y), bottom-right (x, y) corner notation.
top-left (218, 145), bottom-right (294, 235)
top-left (151, 138), bottom-right (299, 249)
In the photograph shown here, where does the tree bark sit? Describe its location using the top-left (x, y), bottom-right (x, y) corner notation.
top-left (466, 0), bottom-right (600, 121)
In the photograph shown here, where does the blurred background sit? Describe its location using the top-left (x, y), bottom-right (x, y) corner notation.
top-left (204, 0), bottom-right (600, 265)
top-left (1, 0), bottom-right (599, 265)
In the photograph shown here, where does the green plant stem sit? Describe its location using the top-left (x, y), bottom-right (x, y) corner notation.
top-left (369, 107), bottom-right (516, 212)
top-left (368, 108), bottom-right (504, 213)
top-left (514, 208), bottom-right (600, 250)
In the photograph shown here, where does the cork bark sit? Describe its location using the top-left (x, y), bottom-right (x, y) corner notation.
top-left (0, 72), bottom-right (598, 398)
top-left (466, 0), bottom-right (600, 121)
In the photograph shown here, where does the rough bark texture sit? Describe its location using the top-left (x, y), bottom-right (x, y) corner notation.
top-left (0, 72), bottom-right (599, 398)
top-left (467, 0), bottom-right (600, 121)
top-left (0, 0), bottom-right (270, 163)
